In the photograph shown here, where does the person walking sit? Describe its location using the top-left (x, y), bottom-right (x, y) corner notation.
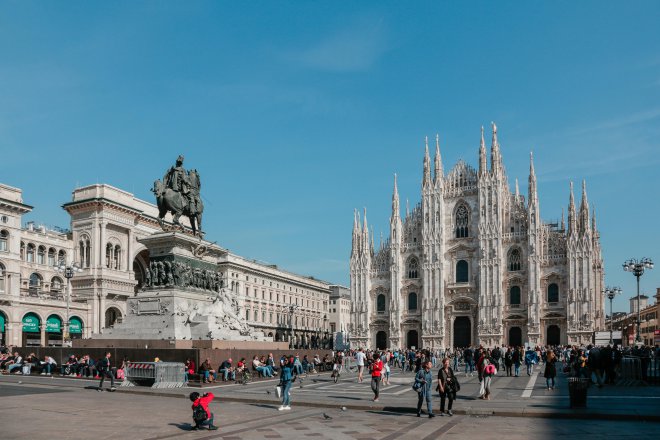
top-left (415, 360), bottom-right (435, 418)
top-left (278, 356), bottom-right (295, 410)
top-left (513, 347), bottom-right (522, 377)
top-left (482, 359), bottom-right (496, 400)
top-left (504, 348), bottom-right (513, 377)
top-left (524, 346), bottom-right (537, 376)
top-left (544, 350), bottom-right (557, 390)
top-left (355, 348), bottom-right (366, 383)
top-left (97, 352), bottom-right (116, 392)
top-left (438, 358), bottom-right (456, 416)
top-left (369, 352), bottom-right (383, 402)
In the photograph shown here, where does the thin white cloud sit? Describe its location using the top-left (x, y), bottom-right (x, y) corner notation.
top-left (288, 18), bottom-right (389, 72)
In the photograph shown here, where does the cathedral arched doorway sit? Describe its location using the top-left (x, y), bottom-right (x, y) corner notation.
top-left (453, 317), bottom-right (471, 348)
top-left (376, 331), bottom-right (387, 350)
top-left (509, 327), bottom-right (522, 347)
top-left (406, 330), bottom-right (419, 349)
top-left (547, 325), bottom-right (560, 346)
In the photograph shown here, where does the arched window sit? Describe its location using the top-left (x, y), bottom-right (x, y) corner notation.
top-left (48, 248), bottom-right (56, 266)
top-left (377, 294), bottom-right (386, 313)
top-left (29, 272), bottom-right (42, 294)
top-left (508, 248), bottom-right (522, 271)
top-left (455, 204), bottom-right (469, 238)
top-left (37, 246), bottom-right (46, 265)
top-left (20, 241), bottom-right (25, 260)
top-left (79, 237), bottom-right (91, 268)
top-left (456, 260), bottom-right (468, 283)
top-left (547, 283), bottom-right (559, 303)
top-left (114, 245), bottom-right (121, 270)
top-left (408, 258), bottom-right (419, 279)
top-left (27, 243), bottom-right (35, 263)
top-left (58, 250), bottom-right (66, 265)
top-left (106, 243), bottom-right (113, 268)
top-left (510, 286), bottom-right (521, 305)
top-left (51, 276), bottom-right (63, 293)
top-left (0, 262), bottom-right (5, 293)
top-left (0, 230), bottom-right (8, 252)
top-left (408, 292), bottom-right (417, 311)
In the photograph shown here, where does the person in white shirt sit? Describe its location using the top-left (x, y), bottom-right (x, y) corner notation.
top-left (355, 348), bottom-right (366, 383)
top-left (40, 356), bottom-right (57, 375)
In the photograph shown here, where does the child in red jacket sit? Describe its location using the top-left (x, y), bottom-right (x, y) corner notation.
top-left (189, 392), bottom-right (218, 430)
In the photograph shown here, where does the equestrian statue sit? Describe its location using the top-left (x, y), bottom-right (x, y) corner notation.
top-left (152, 155), bottom-right (204, 236)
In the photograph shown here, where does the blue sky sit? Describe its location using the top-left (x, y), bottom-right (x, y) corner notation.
top-left (2, 1), bottom-right (659, 313)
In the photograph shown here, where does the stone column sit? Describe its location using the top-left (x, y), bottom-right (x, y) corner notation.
top-left (98, 221), bottom-right (106, 269)
top-left (126, 228), bottom-right (133, 275)
top-left (40, 324), bottom-right (46, 347)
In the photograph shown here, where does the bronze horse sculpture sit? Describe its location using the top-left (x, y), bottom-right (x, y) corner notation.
top-left (152, 169), bottom-right (204, 236)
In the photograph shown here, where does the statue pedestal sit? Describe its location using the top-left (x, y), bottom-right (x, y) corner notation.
top-left (93, 231), bottom-right (269, 342)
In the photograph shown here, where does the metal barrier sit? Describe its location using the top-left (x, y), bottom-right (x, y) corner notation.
top-left (122, 362), bottom-right (185, 388)
top-left (618, 356), bottom-right (642, 384)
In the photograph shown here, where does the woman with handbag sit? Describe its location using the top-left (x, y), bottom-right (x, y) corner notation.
top-left (414, 361), bottom-right (435, 418)
top-left (437, 358), bottom-right (456, 416)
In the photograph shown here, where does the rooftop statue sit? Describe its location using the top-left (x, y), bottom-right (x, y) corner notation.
top-left (152, 155), bottom-right (204, 236)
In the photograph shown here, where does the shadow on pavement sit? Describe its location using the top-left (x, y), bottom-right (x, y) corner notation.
top-left (168, 422), bottom-right (195, 431)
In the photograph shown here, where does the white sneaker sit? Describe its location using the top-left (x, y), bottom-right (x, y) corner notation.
top-left (284, 406), bottom-right (291, 410)
top-left (40, 372), bottom-right (46, 375)
top-left (278, 405), bottom-right (285, 411)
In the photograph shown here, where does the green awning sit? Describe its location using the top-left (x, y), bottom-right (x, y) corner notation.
top-left (0, 314), bottom-right (5, 332)
top-left (22, 313), bottom-right (40, 333)
top-left (46, 315), bottom-right (62, 333)
top-left (69, 317), bottom-right (83, 334)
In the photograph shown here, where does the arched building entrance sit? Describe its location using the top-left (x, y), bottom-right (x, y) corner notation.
top-left (453, 317), bottom-right (471, 348)
top-left (547, 325), bottom-right (560, 346)
top-left (509, 327), bottom-right (522, 347)
top-left (105, 307), bottom-right (122, 328)
top-left (376, 331), bottom-right (387, 350)
top-left (406, 330), bottom-right (418, 349)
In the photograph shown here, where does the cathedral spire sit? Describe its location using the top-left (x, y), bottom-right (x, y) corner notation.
top-left (406, 198), bottom-right (410, 218)
top-left (528, 151), bottom-right (537, 205)
top-left (479, 125), bottom-right (487, 175)
top-left (515, 178), bottom-right (520, 201)
top-left (391, 173), bottom-right (400, 223)
top-left (579, 179), bottom-right (590, 234)
top-left (561, 207), bottom-right (566, 230)
top-left (490, 122), bottom-right (501, 173)
top-left (434, 133), bottom-right (443, 184)
top-left (568, 181), bottom-right (577, 236)
top-left (423, 136), bottom-right (431, 188)
top-left (591, 204), bottom-right (597, 233)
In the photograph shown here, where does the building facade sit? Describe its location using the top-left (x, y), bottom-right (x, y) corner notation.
top-left (1, 182), bottom-right (332, 348)
top-left (350, 125), bottom-right (605, 350)
top-left (328, 285), bottom-right (351, 349)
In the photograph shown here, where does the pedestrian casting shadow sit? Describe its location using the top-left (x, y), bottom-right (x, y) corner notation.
top-left (328, 395), bottom-right (361, 400)
top-left (366, 410), bottom-right (410, 416)
top-left (249, 403), bottom-right (280, 410)
top-left (84, 386), bottom-right (100, 390)
top-left (168, 422), bottom-right (196, 431)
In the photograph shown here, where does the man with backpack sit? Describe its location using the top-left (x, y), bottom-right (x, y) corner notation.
top-left (189, 392), bottom-right (218, 431)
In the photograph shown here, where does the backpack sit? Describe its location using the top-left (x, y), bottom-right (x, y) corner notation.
top-left (192, 404), bottom-right (208, 423)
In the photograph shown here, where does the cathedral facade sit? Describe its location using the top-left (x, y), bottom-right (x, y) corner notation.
top-left (349, 125), bottom-right (604, 350)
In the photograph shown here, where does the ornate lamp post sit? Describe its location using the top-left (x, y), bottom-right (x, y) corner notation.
top-left (603, 286), bottom-right (622, 345)
top-left (623, 258), bottom-right (653, 345)
top-left (55, 260), bottom-right (83, 343)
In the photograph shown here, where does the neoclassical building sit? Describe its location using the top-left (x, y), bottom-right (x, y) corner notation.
top-left (0, 182), bottom-right (332, 348)
top-left (350, 125), bottom-right (604, 350)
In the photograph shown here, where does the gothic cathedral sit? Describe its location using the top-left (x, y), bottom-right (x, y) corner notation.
top-left (349, 124), bottom-right (604, 350)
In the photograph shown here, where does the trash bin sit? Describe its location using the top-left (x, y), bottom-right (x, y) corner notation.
top-left (568, 377), bottom-right (589, 408)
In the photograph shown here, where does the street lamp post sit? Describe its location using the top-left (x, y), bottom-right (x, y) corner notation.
top-left (55, 261), bottom-right (83, 343)
top-left (603, 286), bottom-right (622, 345)
top-left (623, 258), bottom-right (653, 345)
top-left (288, 305), bottom-right (299, 349)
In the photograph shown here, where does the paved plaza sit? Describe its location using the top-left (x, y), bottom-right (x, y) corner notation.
top-left (1, 365), bottom-right (659, 439)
